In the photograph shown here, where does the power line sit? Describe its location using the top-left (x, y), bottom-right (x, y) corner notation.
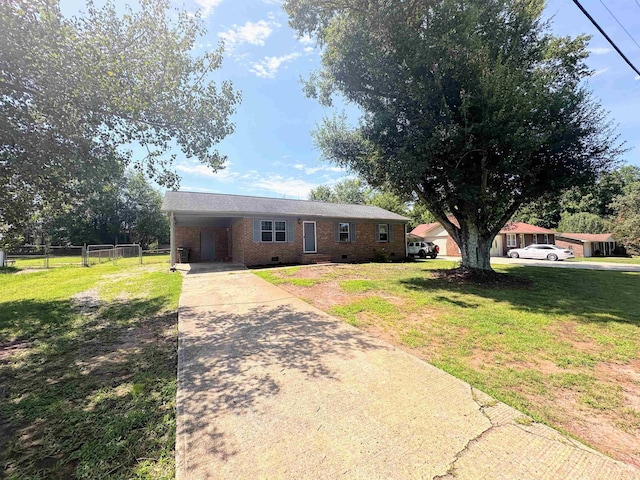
top-left (571, 0), bottom-right (640, 77)
top-left (597, 0), bottom-right (640, 51)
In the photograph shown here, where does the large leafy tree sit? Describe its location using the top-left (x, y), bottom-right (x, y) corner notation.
top-left (40, 172), bottom-right (168, 248)
top-left (611, 183), bottom-right (640, 255)
top-left (0, 0), bottom-right (240, 246)
top-left (285, 0), bottom-right (621, 271)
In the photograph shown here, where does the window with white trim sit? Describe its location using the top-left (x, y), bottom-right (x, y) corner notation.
top-left (507, 234), bottom-right (517, 248)
top-left (378, 223), bottom-right (389, 242)
top-left (261, 221), bottom-right (272, 242)
top-left (261, 220), bottom-right (287, 243)
top-left (533, 234), bottom-right (538, 244)
top-left (275, 221), bottom-right (286, 242)
top-left (339, 223), bottom-right (350, 242)
top-left (543, 233), bottom-right (549, 244)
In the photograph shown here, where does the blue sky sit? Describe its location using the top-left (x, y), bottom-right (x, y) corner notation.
top-left (66, 0), bottom-right (640, 198)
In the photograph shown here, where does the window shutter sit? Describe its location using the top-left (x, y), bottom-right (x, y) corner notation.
top-left (286, 221), bottom-right (295, 243)
top-left (253, 219), bottom-right (261, 243)
top-left (350, 223), bottom-right (356, 242)
top-left (375, 223), bottom-right (380, 242)
top-left (389, 224), bottom-right (394, 242)
top-left (334, 222), bottom-right (340, 242)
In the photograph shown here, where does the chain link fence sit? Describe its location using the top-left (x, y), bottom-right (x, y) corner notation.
top-left (3, 244), bottom-right (170, 269)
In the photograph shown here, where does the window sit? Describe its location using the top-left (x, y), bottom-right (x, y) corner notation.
top-left (533, 234), bottom-right (538, 244)
top-left (260, 220), bottom-right (287, 243)
top-left (261, 221), bottom-right (272, 242)
top-left (507, 234), bottom-right (517, 248)
top-left (377, 223), bottom-right (389, 242)
top-left (339, 223), bottom-right (350, 242)
top-left (543, 234), bottom-right (549, 244)
top-left (275, 221), bottom-right (286, 242)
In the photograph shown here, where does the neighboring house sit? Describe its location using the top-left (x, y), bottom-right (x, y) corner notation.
top-left (555, 233), bottom-right (617, 257)
top-left (410, 221), bottom-right (556, 257)
top-left (161, 192), bottom-right (408, 267)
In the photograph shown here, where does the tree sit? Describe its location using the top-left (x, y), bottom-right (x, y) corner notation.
top-left (43, 172), bottom-right (168, 248)
top-left (285, 0), bottom-right (621, 272)
top-left (308, 185), bottom-right (335, 202)
top-left (611, 183), bottom-right (640, 255)
top-left (0, 0), bottom-right (240, 246)
top-left (557, 212), bottom-right (608, 234)
top-left (367, 191), bottom-right (408, 217)
top-left (308, 178), bottom-right (370, 204)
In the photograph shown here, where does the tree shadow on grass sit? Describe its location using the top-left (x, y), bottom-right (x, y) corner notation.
top-left (176, 302), bottom-right (384, 476)
top-left (400, 266), bottom-right (640, 326)
top-left (0, 296), bottom-right (178, 479)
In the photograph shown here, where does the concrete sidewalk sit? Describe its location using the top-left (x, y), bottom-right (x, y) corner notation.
top-left (176, 265), bottom-right (640, 479)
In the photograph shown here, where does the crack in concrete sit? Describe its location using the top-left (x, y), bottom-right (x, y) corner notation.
top-left (433, 386), bottom-right (612, 479)
top-left (433, 385), bottom-right (497, 479)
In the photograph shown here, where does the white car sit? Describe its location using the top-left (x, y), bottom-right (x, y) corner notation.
top-left (507, 244), bottom-right (574, 261)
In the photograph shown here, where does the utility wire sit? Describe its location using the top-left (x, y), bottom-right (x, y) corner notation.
top-left (597, 0), bottom-right (640, 50)
top-left (571, 0), bottom-right (640, 77)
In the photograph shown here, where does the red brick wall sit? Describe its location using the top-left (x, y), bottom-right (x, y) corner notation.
top-left (235, 218), bottom-right (406, 266)
top-left (175, 226), bottom-right (230, 262)
top-left (446, 237), bottom-right (461, 256)
top-left (555, 238), bottom-right (583, 257)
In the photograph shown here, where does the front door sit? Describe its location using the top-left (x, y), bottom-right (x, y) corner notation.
top-left (303, 221), bottom-right (316, 253)
top-left (200, 231), bottom-right (215, 261)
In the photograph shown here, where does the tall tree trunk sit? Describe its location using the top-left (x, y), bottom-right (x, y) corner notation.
top-left (457, 224), bottom-right (493, 271)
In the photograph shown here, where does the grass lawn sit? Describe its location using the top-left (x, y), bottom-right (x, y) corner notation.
top-left (0, 262), bottom-right (182, 479)
top-left (257, 261), bottom-right (640, 468)
top-left (567, 256), bottom-right (640, 265)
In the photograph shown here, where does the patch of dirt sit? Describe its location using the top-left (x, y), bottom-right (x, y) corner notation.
top-left (0, 340), bottom-right (31, 361)
top-left (71, 289), bottom-right (101, 314)
top-left (431, 267), bottom-right (533, 288)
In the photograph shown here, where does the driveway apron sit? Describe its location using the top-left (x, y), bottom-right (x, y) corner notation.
top-left (176, 265), bottom-right (640, 479)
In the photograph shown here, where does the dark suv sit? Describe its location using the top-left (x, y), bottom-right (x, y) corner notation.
top-left (407, 241), bottom-right (439, 259)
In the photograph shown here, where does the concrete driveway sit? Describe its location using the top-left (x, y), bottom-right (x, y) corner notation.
top-left (437, 255), bottom-right (640, 272)
top-left (176, 265), bottom-right (640, 479)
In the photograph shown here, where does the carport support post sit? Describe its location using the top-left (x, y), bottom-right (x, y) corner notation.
top-left (170, 211), bottom-right (176, 270)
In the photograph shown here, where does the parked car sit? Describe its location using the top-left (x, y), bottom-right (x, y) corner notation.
top-left (407, 241), bottom-right (439, 259)
top-left (507, 244), bottom-right (574, 261)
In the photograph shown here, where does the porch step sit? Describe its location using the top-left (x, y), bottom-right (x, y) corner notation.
top-left (302, 254), bottom-right (332, 264)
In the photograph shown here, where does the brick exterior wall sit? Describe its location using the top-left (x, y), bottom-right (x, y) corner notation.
top-left (175, 226), bottom-right (230, 262)
top-left (231, 218), bottom-right (406, 266)
top-left (555, 238), bottom-right (583, 257)
top-left (446, 237), bottom-right (461, 256)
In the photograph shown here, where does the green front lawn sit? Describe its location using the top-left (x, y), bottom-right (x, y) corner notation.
top-left (0, 263), bottom-right (182, 479)
top-left (257, 262), bottom-right (640, 467)
top-left (568, 256), bottom-right (640, 264)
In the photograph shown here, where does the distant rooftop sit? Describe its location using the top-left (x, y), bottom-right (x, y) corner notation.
top-left (411, 220), bottom-right (555, 236)
top-left (557, 233), bottom-right (615, 243)
top-left (162, 191), bottom-right (409, 221)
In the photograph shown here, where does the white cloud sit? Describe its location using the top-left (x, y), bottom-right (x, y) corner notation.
top-left (252, 175), bottom-right (319, 198)
top-left (175, 162), bottom-right (238, 181)
top-left (292, 164), bottom-right (345, 175)
top-left (180, 185), bottom-right (220, 193)
top-left (304, 47), bottom-right (314, 53)
top-left (588, 47), bottom-right (611, 55)
top-left (195, 0), bottom-right (223, 18)
top-left (593, 67), bottom-right (609, 77)
top-left (249, 52), bottom-right (301, 78)
top-left (635, 75), bottom-right (640, 81)
top-left (219, 20), bottom-right (278, 50)
top-left (297, 34), bottom-right (314, 45)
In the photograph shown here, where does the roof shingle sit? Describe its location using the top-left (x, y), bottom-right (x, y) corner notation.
top-left (161, 191), bottom-right (409, 222)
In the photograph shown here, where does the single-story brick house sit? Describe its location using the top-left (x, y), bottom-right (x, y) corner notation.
top-left (161, 191), bottom-right (409, 267)
top-left (410, 221), bottom-right (556, 257)
top-left (555, 233), bottom-right (617, 257)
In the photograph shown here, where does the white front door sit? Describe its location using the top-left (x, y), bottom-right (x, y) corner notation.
top-left (303, 221), bottom-right (317, 253)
